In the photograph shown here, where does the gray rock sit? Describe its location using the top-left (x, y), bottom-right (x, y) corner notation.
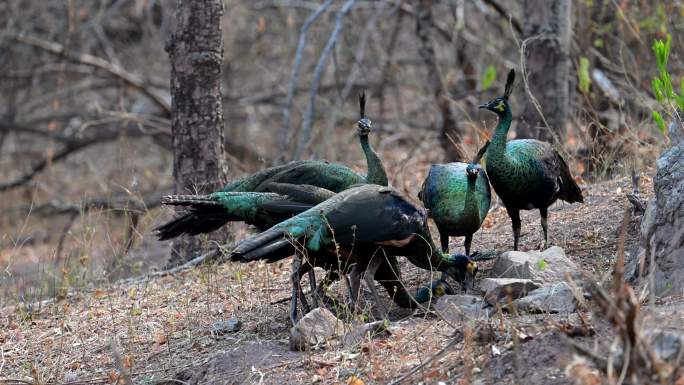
top-left (491, 246), bottom-right (580, 284)
top-left (289, 308), bottom-right (343, 351)
top-left (434, 294), bottom-right (494, 322)
top-left (514, 282), bottom-right (577, 313)
top-left (211, 317), bottom-right (241, 337)
top-left (648, 329), bottom-right (684, 362)
top-left (479, 278), bottom-right (541, 306)
top-left (289, 308), bottom-right (389, 351)
top-left (630, 125), bottom-right (684, 297)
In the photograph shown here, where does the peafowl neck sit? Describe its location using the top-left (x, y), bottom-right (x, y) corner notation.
top-left (360, 135), bottom-right (388, 186)
top-left (489, 109), bottom-right (512, 154)
top-left (462, 176), bottom-right (480, 223)
top-left (403, 229), bottom-right (453, 272)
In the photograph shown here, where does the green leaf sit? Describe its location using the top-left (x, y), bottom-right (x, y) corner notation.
top-left (653, 110), bottom-right (666, 134)
top-left (481, 65), bottom-right (497, 90)
top-left (578, 57), bottom-right (591, 94)
top-left (536, 259), bottom-right (548, 270)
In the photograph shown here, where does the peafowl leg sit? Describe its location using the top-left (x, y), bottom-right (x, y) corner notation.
top-left (438, 228), bottom-right (449, 253)
top-left (438, 228), bottom-right (449, 281)
top-left (363, 254), bottom-right (387, 317)
top-left (290, 255), bottom-right (303, 325)
top-left (464, 234), bottom-right (473, 256)
top-left (307, 267), bottom-right (319, 309)
top-left (506, 206), bottom-right (521, 251)
top-left (347, 266), bottom-right (361, 313)
top-left (539, 207), bottom-right (549, 250)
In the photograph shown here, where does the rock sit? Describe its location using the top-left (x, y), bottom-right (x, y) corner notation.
top-left (514, 282), bottom-right (577, 313)
top-left (289, 308), bottom-right (344, 351)
top-left (491, 246), bottom-right (580, 284)
top-left (479, 278), bottom-right (541, 306)
top-left (648, 329), bottom-right (684, 362)
top-left (211, 317), bottom-right (241, 337)
top-left (289, 308), bottom-right (388, 351)
top-left (630, 124), bottom-right (684, 297)
top-left (434, 294), bottom-right (494, 322)
top-left (341, 320), bottom-right (389, 347)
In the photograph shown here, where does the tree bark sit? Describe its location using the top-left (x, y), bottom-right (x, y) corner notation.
top-left (166, 0), bottom-right (227, 266)
top-left (517, 0), bottom-right (571, 141)
top-left (415, 0), bottom-right (464, 162)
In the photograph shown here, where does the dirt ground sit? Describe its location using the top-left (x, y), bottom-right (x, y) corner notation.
top-left (3, 173), bottom-right (677, 385)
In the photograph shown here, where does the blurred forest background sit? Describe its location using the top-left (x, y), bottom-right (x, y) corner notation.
top-left (0, 0), bottom-right (679, 304)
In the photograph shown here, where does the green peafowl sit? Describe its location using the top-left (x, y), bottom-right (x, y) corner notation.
top-left (230, 184), bottom-right (477, 323)
top-left (479, 69), bottom-right (583, 250)
top-left (419, 141), bottom-right (492, 256)
top-left (155, 93), bottom-right (386, 242)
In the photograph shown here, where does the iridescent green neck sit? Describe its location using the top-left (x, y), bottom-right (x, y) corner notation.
top-left (403, 230), bottom-right (453, 272)
top-left (463, 177), bottom-right (480, 221)
top-left (490, 109), bottom-right (512, 151)
top-left (360, 135), bottom-right (388, 186)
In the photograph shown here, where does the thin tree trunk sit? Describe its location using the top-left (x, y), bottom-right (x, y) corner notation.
top-left (166, 0), bottom-right (227, 266)
top-left (415, 0), bottom-right (464, 162)
top-left (518, 0), bottom-right (571, 142)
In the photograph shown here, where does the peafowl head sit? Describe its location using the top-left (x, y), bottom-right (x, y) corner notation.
top-left (357, 91), bottom-right (372, 136)
top-left (466, 163), bottom-right (482, 180)
top-left (443, 253), bottom-right (478, 292)
top-left (414, 278), bottom-right (455, 303)
top-left (478, 69), bottom-right (515, 117)
top-left (357, 117), bottom-right (372, 136)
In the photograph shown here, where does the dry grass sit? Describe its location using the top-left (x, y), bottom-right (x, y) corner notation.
top-left (1, 168), bottom-right (664, 384)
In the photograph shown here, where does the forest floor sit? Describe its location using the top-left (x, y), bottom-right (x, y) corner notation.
top-left (3, 173), bottom-right (683, 385)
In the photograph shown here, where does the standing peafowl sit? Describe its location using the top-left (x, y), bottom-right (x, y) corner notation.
top-left (479, 69), bottom-right (583, 250)
top-left (155, 93), bottom-right (387, 242)
top-left (230, 184), bottom-right (478, 323)
top-left (419, 141), bottom-right (492, 256)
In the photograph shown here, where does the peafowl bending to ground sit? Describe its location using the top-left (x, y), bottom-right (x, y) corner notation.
top-left (230, 184), bottom-right (477, 323)
top-left (479, 69), bottom-right (583, 250)
top-left (419, 141), bottom-right (491, 256)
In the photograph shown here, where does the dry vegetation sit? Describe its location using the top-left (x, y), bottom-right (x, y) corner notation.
top-left (1, 0), bottom-right (682, 384)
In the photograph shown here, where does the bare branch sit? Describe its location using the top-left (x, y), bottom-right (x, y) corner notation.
top-left (294, 0), bottom-right (359, 160)
top-left (8, 33), bottom-right (171, 114)
top-left (276, 0), bottom-right (335, 165)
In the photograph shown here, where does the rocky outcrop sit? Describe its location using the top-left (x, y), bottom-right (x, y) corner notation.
top-left (630, 119), bottom-right (684, 296)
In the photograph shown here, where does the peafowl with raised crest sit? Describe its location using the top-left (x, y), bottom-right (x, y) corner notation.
top-left (479, 69), bottom-right (583, 250)
top-left (155, 93), bottom-right (386, 241)
top-left (230, 184), bottom-right (477, 323)
top-left (419, 141), bottom-right (491, 256)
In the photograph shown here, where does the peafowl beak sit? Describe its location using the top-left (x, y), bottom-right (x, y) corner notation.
top-left (463, 260), bottom-right (478, 292)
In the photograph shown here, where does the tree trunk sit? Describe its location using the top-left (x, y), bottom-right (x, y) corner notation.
top-left (517, 0), bottom-right (571, 142)
top-left (415, 0), bottom-right (464, 162)
top-left (166, 0), bottom-right (227, 266)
